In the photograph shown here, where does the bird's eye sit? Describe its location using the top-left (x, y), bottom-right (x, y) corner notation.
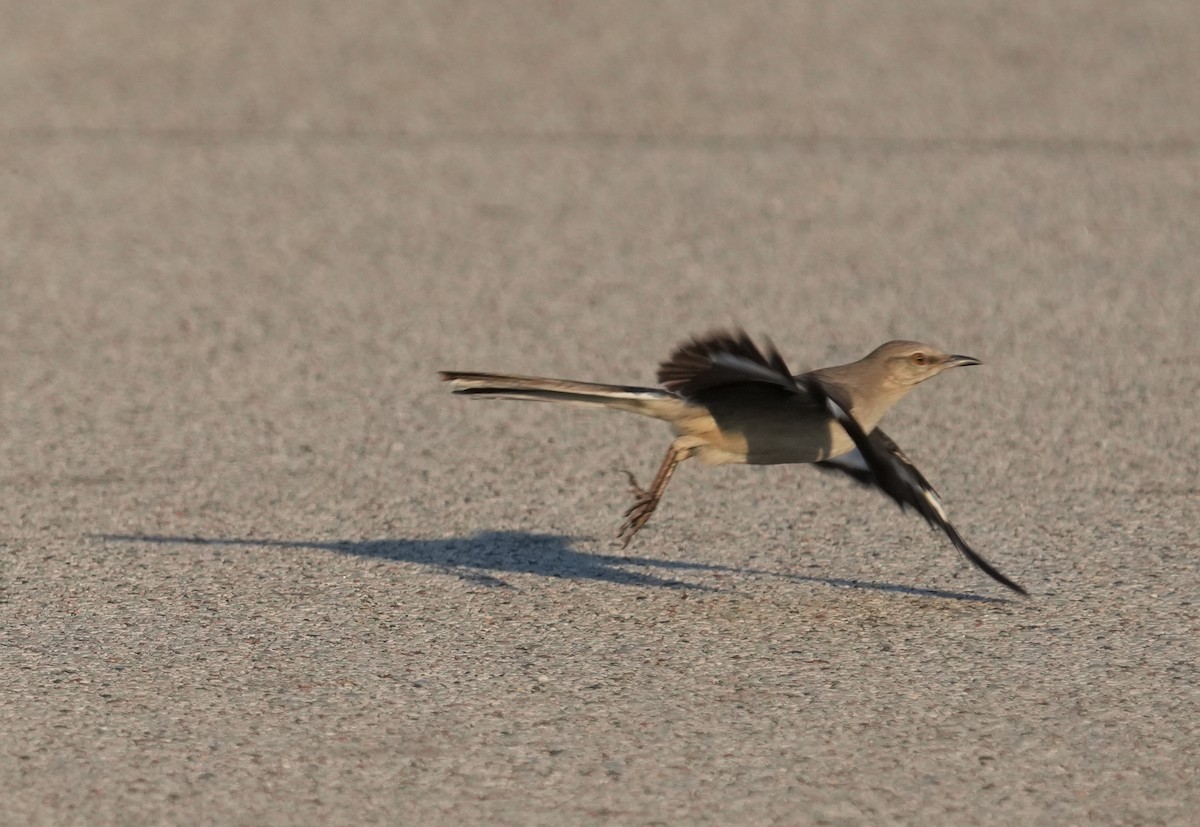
top-left (912, 353), bottom-right (927, 365)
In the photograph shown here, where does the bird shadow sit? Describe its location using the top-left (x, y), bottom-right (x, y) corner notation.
top-left (95, 531), bottom-right (1009, 603)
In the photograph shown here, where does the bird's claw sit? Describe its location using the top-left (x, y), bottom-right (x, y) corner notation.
top-left (617, 479), bottom-right (658, 548)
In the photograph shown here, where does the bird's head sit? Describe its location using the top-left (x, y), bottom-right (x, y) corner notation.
top-left (869, 340), bottom-right (982, 387)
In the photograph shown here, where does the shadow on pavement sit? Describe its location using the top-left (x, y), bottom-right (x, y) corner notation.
top-left (95, 531), bottom-right (1010, 602)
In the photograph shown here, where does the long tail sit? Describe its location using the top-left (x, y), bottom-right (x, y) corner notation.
top-left (439, 371), bottom-right (688, 420)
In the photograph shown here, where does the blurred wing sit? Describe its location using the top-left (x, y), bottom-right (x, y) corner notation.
top-left (657, 330), bottom-right (799, 398)
top-left (807, 379), bottom-right (1027, 596)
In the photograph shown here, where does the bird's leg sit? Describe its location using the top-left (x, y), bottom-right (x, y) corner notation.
top-left (617, 440), bottom-right (695, 548)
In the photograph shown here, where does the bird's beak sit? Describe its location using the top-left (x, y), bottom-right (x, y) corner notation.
top-left (944, 354), bottom-right (982, 368)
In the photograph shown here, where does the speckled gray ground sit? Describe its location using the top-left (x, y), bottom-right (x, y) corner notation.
top-left (3, 3), bottom-right (1199, 825)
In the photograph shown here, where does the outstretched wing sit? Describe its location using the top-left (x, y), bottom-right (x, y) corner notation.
top-left (806, 379), bottom-right (1027, 596)
top-left (657, 330), bottom-right (799, 398)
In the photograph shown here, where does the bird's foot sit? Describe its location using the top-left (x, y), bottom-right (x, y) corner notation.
top-left (617, 471), bottom-right (658, 548)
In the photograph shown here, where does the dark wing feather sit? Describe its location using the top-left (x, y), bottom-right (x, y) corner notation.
top-left (806, 379), bottom-right (1027, 596)
top-left (816, 429), bottom-right (937, 497)
top-left (657, 330), bottom-right (798, 398)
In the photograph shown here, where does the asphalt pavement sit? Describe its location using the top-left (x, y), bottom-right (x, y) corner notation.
top-left (3, 3), bottom-right (1198, 825)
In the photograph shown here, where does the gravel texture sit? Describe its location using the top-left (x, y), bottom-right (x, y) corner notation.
top-left (3, 3), bottom-right (1198, 825)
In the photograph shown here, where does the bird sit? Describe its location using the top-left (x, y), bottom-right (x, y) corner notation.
top-left (439, 330), bottom-right (1026, 595)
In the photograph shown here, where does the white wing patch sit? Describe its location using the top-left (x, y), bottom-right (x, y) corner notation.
top-left (915, 480), bottom-right (949, 522)
top-left (710, 352), bottom-right (793, 387)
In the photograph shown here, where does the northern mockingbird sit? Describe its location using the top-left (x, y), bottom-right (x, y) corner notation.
top-left (440, 330), bottom-right (1026, 595)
